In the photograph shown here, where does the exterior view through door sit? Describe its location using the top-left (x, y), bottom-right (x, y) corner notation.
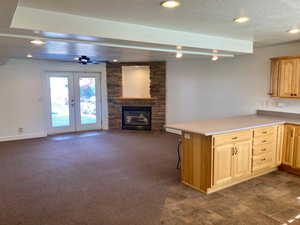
top-left (46, 72), bottom-right (102, 134)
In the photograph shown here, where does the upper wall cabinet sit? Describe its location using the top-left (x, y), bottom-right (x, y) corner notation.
top-left (270, 56), bottom-right (300, 98)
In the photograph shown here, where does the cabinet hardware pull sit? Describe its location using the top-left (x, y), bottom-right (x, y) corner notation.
top-left (261, 158), bottom-right (266, 161)
top-left (232, 147), bottom-right (235, 156)
top-left (232, 137), bottom-right (238, 140)
top-left (262, 140), bottom-right (267, 143)
top-left (262, 131), bottom-right (267, 134)
top-left (261, 148), bottom-right (267, 151)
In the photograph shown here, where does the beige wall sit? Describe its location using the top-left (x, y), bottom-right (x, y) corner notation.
top-left (166, 42), bottom-right (300, 124)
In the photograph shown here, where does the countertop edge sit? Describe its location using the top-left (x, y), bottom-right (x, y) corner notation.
top-left (165, 121), bottom-right (288, 136)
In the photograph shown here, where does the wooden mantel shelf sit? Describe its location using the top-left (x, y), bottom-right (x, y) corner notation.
top-left (114, 97), bottom-right (157, 101)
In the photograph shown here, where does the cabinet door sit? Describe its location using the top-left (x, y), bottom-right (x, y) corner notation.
top-left (270, 60), bottom-right (279, 97)
top-left (279, 59), bottom-right (296, 97)
top-left (293, 127), bottom-right (300, 169)
top-left (294, 59), bottom-right (300, 97)
top-left (283, 125), bottom-right (295, 166)
top-left (213, 144), bottom-right (234, 186)
top-left (233, 141), bottom-right (252, 178)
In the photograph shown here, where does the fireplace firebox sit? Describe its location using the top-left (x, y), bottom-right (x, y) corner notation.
top-left (122, 106), bottom-right (151, 130)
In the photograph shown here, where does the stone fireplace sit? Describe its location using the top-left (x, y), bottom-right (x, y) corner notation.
top-left (106, 61), bottom-right (166, 131)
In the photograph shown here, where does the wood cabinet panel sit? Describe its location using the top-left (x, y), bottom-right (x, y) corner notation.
top-left (253, 126), bottom-right (276, 137)
top-left (253, 143), bottom-right (274, 156)
top-left (253, 152), bottom-right (274, 171)
top-left (292, 127), bottom-right (300, 169)
top-left (270, 57), bottom-right (300, 98)
top-left (279, 59), bottom-right (296, 97)
top-left (283, 125), bottom-right (295, 166)
top-left (213, 144), bottom-right (234, 186)
top-left (276, 125), bottom-right (284, 166)
top-left (213, 130), bottom-right (252, 146)
top-left (233, 141), bottom-right (252, 179)
top-left (270, 60), bottom-right (279, 97)
top-left (293, 59), bottom-right (300, 97)
top-left (181, 133), bottom-right (213, 192)
top-left (253, 134), bottom-right (275, 146)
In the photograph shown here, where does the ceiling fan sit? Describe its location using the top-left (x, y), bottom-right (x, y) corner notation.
top-left (76, 55), bottom-right (106, 65)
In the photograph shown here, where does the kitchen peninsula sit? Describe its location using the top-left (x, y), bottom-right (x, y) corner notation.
top-left (166, 111), bottom-right (300, 194)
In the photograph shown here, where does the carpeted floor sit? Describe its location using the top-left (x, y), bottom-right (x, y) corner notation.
top-left (0, 131), bottom-right (179, 225)
top-left (1, 131), bottom-right (300, 225)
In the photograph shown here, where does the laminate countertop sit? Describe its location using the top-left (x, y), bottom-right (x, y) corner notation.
top-left (166, 114), bottom-right (300, 136)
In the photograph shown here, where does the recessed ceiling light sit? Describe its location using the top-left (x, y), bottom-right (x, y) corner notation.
top-left (213, 49), bottom-right (218, 53)
top-left (177, 45), bottom-right (182, 50)
top-left (113, 59), bottom-right (118, 62)
top-left (33, 30), bottom-right (41, 34)
top-left (30, 39), bottom-right (45, 45)
top-left (233, 17), bottom-right (250, 24)
top-left (176, 52), bottom-right (183, 58)
top-left (26, 54), bottom-right (33, 58)
top-left (212, 56), bottom-right (219, 61)
top-left (160, 0), bottom-right (180, 8)
top-left (287, 28), bottom-right (300, 34)
top-left (74, 57), bottom-right (79, 60)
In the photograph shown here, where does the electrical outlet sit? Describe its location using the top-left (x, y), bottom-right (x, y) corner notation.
top-left (18, 127), bottom-right (24, 133)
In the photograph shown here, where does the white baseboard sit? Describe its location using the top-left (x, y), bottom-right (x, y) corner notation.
top-left (0, 132), bottom-right (47, 142)
top-left (165, 128), bottom-right (182, 135)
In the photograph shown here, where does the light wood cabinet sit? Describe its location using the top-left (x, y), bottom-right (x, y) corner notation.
top-left (213, 144), bottom-right (234, 185)
top-left (213, 140), bottom-right (252, 186)
top-left (180, 127), bottom-right (279, 194)
top-left (179, 122), bottom-right (300, 194)
top-left (233, 140), bottom-right (252, 179)
top-left (270, 56), bottom-right (300, 98)
top-left (282, 125), bottom-right (295, 166)
top-left (293, 128), bottom-right (300, 169)
top-left (282, 124), bottom-right (300, 170)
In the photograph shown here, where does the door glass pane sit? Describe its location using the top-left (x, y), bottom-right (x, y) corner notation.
top-left (50, 77), bottom-right (70, 127)
top-left (80, 78), bottom-right (97, 125)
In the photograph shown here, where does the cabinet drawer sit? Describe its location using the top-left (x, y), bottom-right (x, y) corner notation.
top-left (213, 130), bottom-right (252, 146)
top-left (253, 126), bottom-right (276, 137)
top-left (253, 152), bottom-right (274, 171)
top-left (253, 134), bottom-right (275, 146)
top-left (253, 144), bottom-right (275, 156)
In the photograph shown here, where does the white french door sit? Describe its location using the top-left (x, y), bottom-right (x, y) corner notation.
top-left (46, 72), bottom-right (102, 134)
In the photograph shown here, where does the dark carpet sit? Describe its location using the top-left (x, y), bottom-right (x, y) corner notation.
top-left (0, 131), bottom-right (179, 225)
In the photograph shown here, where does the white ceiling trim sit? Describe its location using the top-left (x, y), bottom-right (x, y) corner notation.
top-left (11, 7), bottom-right (253, 54)
top-left (0, 33), bottom-right (235, 57)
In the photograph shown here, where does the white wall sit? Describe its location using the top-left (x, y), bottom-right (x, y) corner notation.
top-left (166, 42), bottom-right (300, 124)
top-left (0, 59), bottom-right (108, 141)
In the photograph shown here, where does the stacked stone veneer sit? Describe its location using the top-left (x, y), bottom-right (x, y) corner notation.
top-left (106, 61), bottom-right (166, 131)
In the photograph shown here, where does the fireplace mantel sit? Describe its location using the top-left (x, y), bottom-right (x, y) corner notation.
top-left (114, 97), bottom-right (157, 101)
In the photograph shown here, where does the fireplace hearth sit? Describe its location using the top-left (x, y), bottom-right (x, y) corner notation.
top-left (122, 106), bottom-right (151, 130)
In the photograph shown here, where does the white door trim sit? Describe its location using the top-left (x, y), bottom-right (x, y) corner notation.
top-left (45, 71), bottom-right (102, 135)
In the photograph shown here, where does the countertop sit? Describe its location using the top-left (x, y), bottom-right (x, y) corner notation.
top-left (165, 114), bottom-right (300, 136)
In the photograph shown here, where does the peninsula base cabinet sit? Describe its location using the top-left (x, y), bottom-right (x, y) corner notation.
top-left (180, 124), bottom-right (298, 194)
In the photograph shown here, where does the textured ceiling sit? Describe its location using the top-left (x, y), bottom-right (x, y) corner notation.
top-left (18, 0), bottom-right (300, 47)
